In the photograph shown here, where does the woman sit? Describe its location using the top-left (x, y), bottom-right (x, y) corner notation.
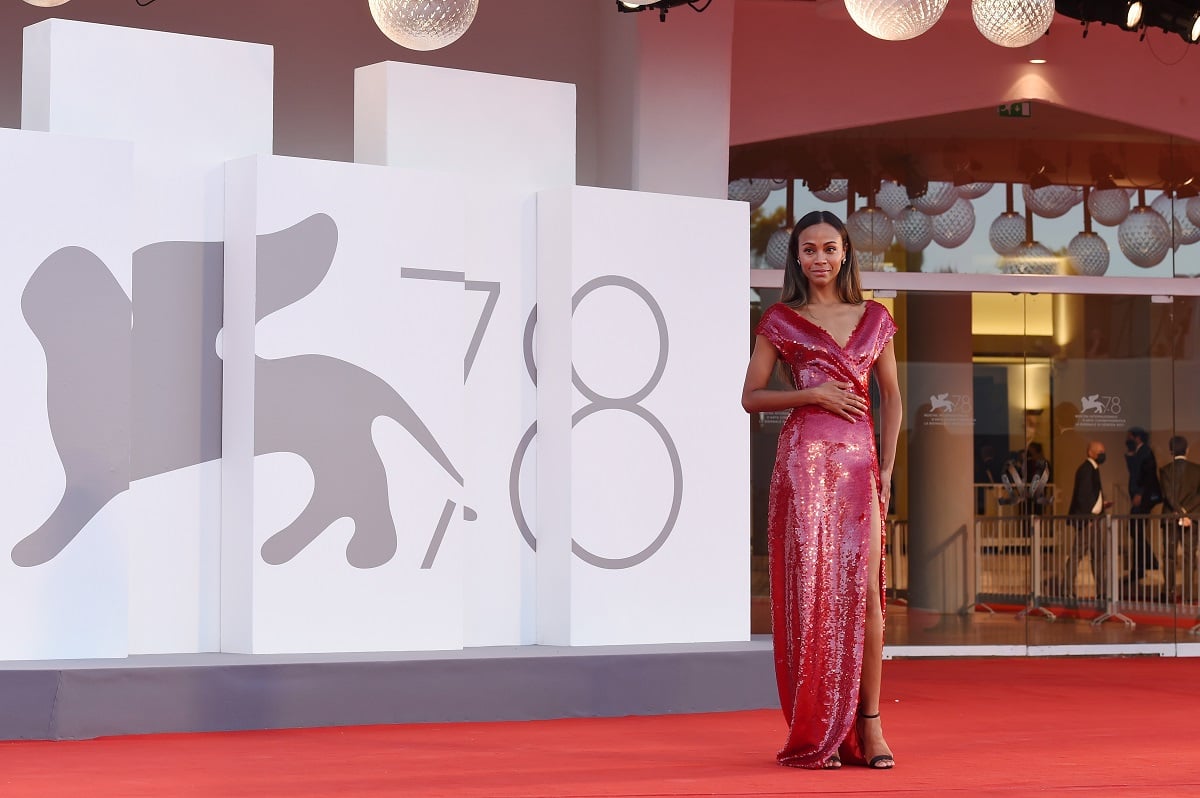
top-left (741, 210), bottom-right (902, 769)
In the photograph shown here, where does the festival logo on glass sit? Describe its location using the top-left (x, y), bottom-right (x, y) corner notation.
top-left (923, 392), bottom-right (974, 428)
top-left (1074, 393), bottom-right (1126, 430)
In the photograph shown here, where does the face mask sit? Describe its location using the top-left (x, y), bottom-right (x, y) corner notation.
top-left (1126, 439), bottom-right (1138, 452)
top-left (1096, 453), bottom-right (1107, 465)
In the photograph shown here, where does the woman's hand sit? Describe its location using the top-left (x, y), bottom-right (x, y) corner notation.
top-left (810, 380), bottom-right (867, 422)
top-left (879, 468), bottom-right (892, 514)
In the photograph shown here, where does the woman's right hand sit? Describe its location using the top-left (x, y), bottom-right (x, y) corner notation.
top-left (809, 380), bottom-right (867, 422)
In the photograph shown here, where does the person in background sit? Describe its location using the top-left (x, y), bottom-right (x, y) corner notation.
top-left (1158, 435), bottom-right (1200, 603)
top-left (1064, 441), bottom-right (1111, 603)
top-left (1124, 427), bottom-right (1161, 588)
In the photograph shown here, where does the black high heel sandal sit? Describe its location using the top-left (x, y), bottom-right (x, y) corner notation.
top-left (858, 711), bottom-right (895, 769)
top-left (822, 754), bottom-right (842, 769)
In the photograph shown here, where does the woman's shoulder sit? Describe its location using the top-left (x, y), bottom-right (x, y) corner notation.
top-left (755, 302), bottom-right (801, 343)
top-left (861, 299), bottom-right (897, 340)
top-left (862, 298), bottom-right (895, 320)
top-left (758, 301), bottom-right (795, 326)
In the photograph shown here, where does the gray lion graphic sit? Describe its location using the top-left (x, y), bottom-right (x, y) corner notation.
top-left (14, 213), bottom-right (461, 569)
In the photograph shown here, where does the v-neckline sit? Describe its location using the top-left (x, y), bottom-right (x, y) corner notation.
top-left (783, 301), bottom-right (872, 351)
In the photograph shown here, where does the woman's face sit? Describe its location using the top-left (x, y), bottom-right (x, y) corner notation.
top-left (796, 223), bottom-right (845, 289)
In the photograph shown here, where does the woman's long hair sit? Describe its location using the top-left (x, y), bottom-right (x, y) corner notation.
top-left (781, 210), bottom-right (864, 307)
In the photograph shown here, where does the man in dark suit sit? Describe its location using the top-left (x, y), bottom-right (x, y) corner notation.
top-left (1124, 426), bottom-right (1161, 585)
top-left (1158, 435), bottom-right (1200, 603)
top-left (1065, 441), bottom-right (1111, 602)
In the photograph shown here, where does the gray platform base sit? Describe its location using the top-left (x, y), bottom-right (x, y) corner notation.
top-left (0, 638), bottom-right (777, 741)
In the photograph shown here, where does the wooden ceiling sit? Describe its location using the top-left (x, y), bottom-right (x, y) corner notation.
top-left (729, 103), bottom-right (1200, 196)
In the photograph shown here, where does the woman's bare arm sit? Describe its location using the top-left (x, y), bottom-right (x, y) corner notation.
top-left (872, 339), bottom-right (902, 510)
top-left (742, 334), bottom-right (867, 422)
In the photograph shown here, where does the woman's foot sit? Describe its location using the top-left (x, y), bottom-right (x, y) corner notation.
top-left (857, 711), bottom-right (895, 769)
top-left (822, 754), bottom-right (842, 769)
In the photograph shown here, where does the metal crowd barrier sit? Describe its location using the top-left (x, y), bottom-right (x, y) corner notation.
top-left (972, 513), bottom-right (1200, 633)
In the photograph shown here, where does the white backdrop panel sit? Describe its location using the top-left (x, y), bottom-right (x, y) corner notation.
top-left (355, 62), bottom-right (575, 646)
top-left (22, 19), bottom-right (273, 244)
top-left (354, 61), bottom-right (575, 188)
top-left (0, 128), bottom-right (133, 659)
top-left (22, 19), bottom-right (274, 654)
top-left (223, 155), bottom-right (465, 654)
top-left (460, 186), bottom-right (540, 646)
top-left (537, 186), bottom-right (750, 646)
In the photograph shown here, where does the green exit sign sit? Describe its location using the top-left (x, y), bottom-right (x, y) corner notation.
top-left (999, 102), bottom-right (1032, 118)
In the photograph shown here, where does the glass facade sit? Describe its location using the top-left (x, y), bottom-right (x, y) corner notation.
top-left (742, 126), bottom-right (1200, 651)
top-left (750, 286), bottom-right (1200, 651)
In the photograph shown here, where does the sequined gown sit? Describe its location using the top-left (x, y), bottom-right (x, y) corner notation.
top-left (755, 300), bottom-right (897, 769)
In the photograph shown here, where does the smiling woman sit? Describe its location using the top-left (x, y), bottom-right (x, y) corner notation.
top-left (741, 210), bottom-right (903, 769)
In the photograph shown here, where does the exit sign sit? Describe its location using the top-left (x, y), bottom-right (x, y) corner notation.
top-left (999, 102), bottom-right (1032, 118)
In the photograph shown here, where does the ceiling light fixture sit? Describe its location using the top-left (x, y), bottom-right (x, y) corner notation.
top-left (615, 0), bottom-right (711, 22)
top-left (1143, 0), bottom-right (1200, 41)
top-left (1119, 189), bottom-right (1172, 268)
top-left (972, 0), bottom-right (1056, 48)
top-left (368, 0), bottom-right (479, 51)
top-left (1068, 187), bottom-right (1111, 275)
top-left (1055, 0), bottom-right (1143, 35)
top-left (989, 184), bottom-right (1027, 255)
top-left (844, 0), bottom-right (951, 41)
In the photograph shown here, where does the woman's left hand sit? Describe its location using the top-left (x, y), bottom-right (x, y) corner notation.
top-left (879, 469), bottom-right (892, 513)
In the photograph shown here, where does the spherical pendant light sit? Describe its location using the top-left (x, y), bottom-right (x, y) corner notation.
top-left (728, 179), bottom-right (773, 211)
top-left (1001, 241), bottom-right (1056, 274)
top-left (844, 0), bottom-right (951, 41)
top-left (932, 197), bottom-right (976, 248)
top-left (858, 250), bottom-right (887, 272)
top-left (1067, 232), bottom-right (1109, 276)
top-left (912, 181), bottom-right (958, 215)
top-left (1118, 205), bottom-right (1172, 268)
top-left (1152, 192), bottom-right (1200, 246)
top-left (368, 0), bottom-right (479, 51)
top-left (957, 182), bottom-right (994, 200)
top-left (1088, 188), bottom-right (1132, 226)
top-left (812, 178), bottom-right (850, 203)
top-left (893, 206), bottom-right (934, 252)
top-left (847, 207), bottom-right (895, 253)
top-left (988, 211), bottom-right (1026, 255)
top-left (1187, 196), bottom-right (1200, 228)
top-left (765, 227), bottom-right (792, 269)
top-left (1023, 184), bottom-right (1081, 218)
top-left (877, 180), bottom-right (911, 219)
top-left (972, 0), bottom-right (1055, 47)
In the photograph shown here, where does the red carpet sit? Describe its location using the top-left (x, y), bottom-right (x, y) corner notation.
top-left (1, 657), bottom-right (1198, 797)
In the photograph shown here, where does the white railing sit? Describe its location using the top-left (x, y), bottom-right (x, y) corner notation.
top-left (971, 513), bottom-right (1200, 633)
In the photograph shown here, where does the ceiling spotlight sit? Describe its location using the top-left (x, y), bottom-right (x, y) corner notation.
top-left (1028, 170), bottom-right (1053, 190)
top-left (1089, 152), bottom-right (1126, 190)
top-left (1127, 1), bottom-right (1144, 27)
top-left (615, 0), bottom-right (711, 22)
top-left (1055, 0), bottom-right (1143, 30)
top-left (806, 173), bottom-right (833, 194)
top-left (904, 175), bottom-right (929, 201)
top-left (1142, 0), bottom-right (1200, 42)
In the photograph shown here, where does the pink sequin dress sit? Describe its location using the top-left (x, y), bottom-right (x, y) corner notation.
top-left (754, 299), bottom-right (897, 768)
